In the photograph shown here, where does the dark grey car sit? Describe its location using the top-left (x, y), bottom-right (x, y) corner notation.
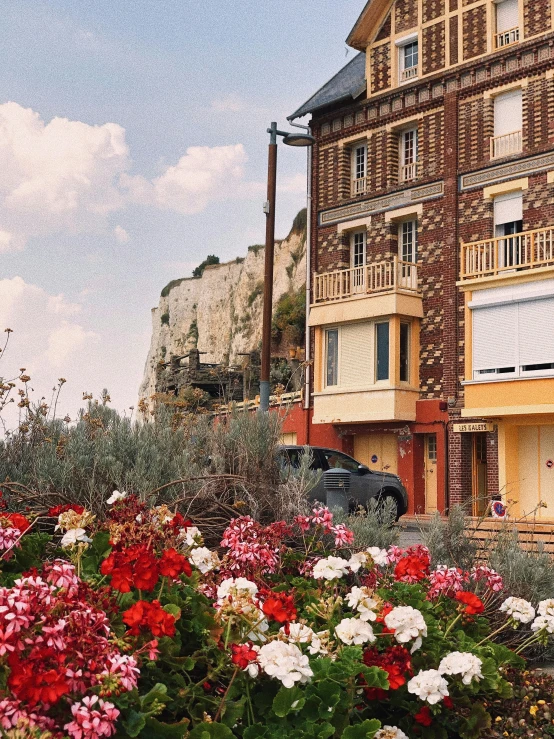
top-left (279, 445), bottom-right (409, 519)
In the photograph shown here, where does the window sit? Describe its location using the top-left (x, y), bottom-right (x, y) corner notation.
top-left (400, 128), bottom-right (418, 182)
top-left (400, 323), bottom-right (410, 382)
top-left (320, 450), bottom-right (360, 472)
top-left (399, 40), bottom-right (419, 82)
top-left (350, 231), bottom-right (366, 291)
top-left (351, 143), bottom-right (367, 195)
top-left (427, 434), bottom-right (437, 462)
top-left (325, 329), bottom-right (339, 387)
top-left (491, 89), bottom-right (522, 158)
top-left (472, 291), bottom-right (554, 380)
top-left (495, 0), bottom-right (520, 48)
top-left (400, 221), bottom-right (418, 263)
top-left (494, 191), bottom-right (523, 268)
top-left (376, 322), bottom-right (390, 381)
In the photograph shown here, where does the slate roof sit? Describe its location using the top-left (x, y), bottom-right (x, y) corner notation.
top-left (288, 52), bottom-right (366, 121)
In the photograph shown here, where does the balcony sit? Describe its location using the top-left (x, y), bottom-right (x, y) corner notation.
top-left (490, 130), bottom-right (522, 159)
top-left (400, 161), bottom-right (418, 183)
top-left (352, 177), bottom-right (369, 197)
top-left (400, 66), bottom-right (418, 82)
top-left (313, 258), bottom-right (418, 304)
top-left (460, 226), bottom-right (554, 282)
top-left (494, 27), bottom-right (520, 49)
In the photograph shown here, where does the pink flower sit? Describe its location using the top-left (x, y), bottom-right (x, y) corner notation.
top-left (331, 523), bottom-right (355, 547)
top-left (101, 653), bottom-right (140, 691)
top-left (65, 696), bottom-right (120, 739)
top-left (311, 506), bottom-right (334, 532)
top-left (45, 560), bottom-right (80, 593)
top-left (471, 565), bottom-right (504, 592)
top-left (386, 546), bottom-right (404, 563)
top-left (0, 527), bottom-right (20, 551)
top-left (428, 566), bottom-right (468, 598)
top-left (294, 515), bottom-right (312, 532)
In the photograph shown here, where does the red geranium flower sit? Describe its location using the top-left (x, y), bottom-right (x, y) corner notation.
top-left (4, 513), bottom-right (31, 533)
top-left (8, 653), bottom-right (69, 706)
top-left (122, 600), bottom-right (149, 635)
top-left (394, 554), bottom-right (429, 583)
top-left (133, 548), bottom-right (160, 591)
top-left (456, 591), bottom-right (485, 615)
top-left (101, 551), bottom-right (134, 593)
top-left (231, 643), bottom-right (259, 669)
top-left (48, 504), bottom-right (85, 517)
top-left (262, 593), bottom-right (297, 623)
top-left (443, 696), bottom-right (454, 709)
top-left (123, 599), bottom-right (177, 638)
top-left (159, 548), bottom-right (192, 579)
top-left (363, 645), bottom-right (412, 691)
top-left (415, 705), bottom-right (433, 726)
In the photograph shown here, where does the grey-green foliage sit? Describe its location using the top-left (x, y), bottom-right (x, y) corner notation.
top-left (490, 531), bottom-right (554, 602)
top-left (333, 499), bottom-right (400, 550)
top-left (421, 505), bottom-right (478, 570)
top-left (277, 447), bottom-right (321, 522)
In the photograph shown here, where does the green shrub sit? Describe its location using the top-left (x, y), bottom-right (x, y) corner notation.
top-left (160, 311), bottom-right (170, 326)
top-left (247, 244), bottom-right (263, 255)
top-left (247, 281), bottom-right (264, 307)
top-left (271, 287), bottom-right (306, 344)
top-left (291, 207), bottom-right (307, 235)
top-left (192, 254), bottom-right (219, 278)
top-left (160, 278), bottom-right (185, 297)
top-left (333, 499), bottom-right (400, 550)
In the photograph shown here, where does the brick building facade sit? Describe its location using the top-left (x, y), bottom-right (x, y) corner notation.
top-left (286, 0), bottom-right (554, 518)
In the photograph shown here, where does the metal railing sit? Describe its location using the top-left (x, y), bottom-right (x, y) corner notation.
top-left (352, 177), bottom-right (369, 196)
top-left (400, 162), bottom-right (418, 182)
top-left (495, 27), bottom-right (520, 48)
top-left (400, 66), bottom-right (418, 82)
top-left (490, 130), bottom-right (522, 159)
top-left (460, 226), bottom-right (554, 280)
top-left (313, 258), bottom-right (418, 303)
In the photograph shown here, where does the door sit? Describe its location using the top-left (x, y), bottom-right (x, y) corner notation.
top-left (472, 434), bottom-right (488, 517)
top-left (354, 433), bottom-right (398, 474)
top-left (280, 432), bottom-right (297, 445)
top-left (424, 434), bottom-right (438, 513)
top-left (518, 425), bottom-right (554, 519)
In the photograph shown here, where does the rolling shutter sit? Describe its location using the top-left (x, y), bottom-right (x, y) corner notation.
top-left (518, 298), bottom-right (554, 366)
top-left (494, 89), bottom-right (522, 138)
top-left (496, 0), bottom-right (519, 33)
top-left (472, 304), bottom-right (517, 371)
top-left (339, 322), bottom-right (373, 386)
top-left (493, 190), bottom-right (522, 228)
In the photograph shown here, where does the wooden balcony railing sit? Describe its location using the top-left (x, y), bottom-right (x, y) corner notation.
top-left (400, 66), bottom-right (418, 82)
top-left (352, 177), bottom-right (369, 196)
top-left (400, 162), bottom-right (418, 182)
top-left (313, 258), bottom-right (418, 304)
top-left (490, 130), bottom-right (522, 159)
top-left (495, 27), bottom-right (520, 48)
top-left (460, 226), bottom-right (554, 281)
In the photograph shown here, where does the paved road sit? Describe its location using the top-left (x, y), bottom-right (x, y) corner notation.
top-left (398, 524), bottom-right (424, 548)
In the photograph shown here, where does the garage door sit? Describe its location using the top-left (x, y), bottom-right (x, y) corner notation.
top-left (518, 425), bottom-right (554, 518)
top-left (354, 433), bottom-right (398, 474)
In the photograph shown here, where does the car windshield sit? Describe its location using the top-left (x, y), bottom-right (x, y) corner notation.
top-left (320, 450), bottom-right (360, 473)
top-left (278, 448), bottom-right (318, 471)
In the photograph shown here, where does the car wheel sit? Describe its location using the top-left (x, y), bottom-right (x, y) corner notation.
top-left (375, 492), bottom-right (400, 523)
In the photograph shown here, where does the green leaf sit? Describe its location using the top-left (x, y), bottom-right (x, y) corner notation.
top-left (272, 686), bottom-right (305, 717)
top-left (459, 703), bottom-right (491, 739)
top-left (122, 710), bottom-right (147, 737)
top-left (341, 719), bottom-right (381, 739)
top-left (189, 724), bottom-right (235, 739)
top-left (243, 726), bottom-right (268, 739)
top-left (139, 682), bottom-right (168, 711)
top-left (317, 724), bottom-right (335, 739)
top-left (141, 717), bottom-right (189, 738)
top-left (164, 603), bottom-right (182, 620)
top-left (92, 530), bottom-right (111, 556)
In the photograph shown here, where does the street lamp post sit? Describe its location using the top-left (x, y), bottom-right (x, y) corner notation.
top-left (259, 122), bottom-right (314, 412)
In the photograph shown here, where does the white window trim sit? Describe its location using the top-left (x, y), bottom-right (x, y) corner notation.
top-left (397, 35), bottom-right (419, 84)
top-left (324, 328), bottom-right (340, 388)
top-left (399, 220), bottom-right (418, 263)
top-left (350, 231), bottom-right (367, 270)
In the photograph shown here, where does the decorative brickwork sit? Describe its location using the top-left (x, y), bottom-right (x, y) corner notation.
top-left (423, 0), bottom-right (444, 24)
top-left (449, 16), bottom-right (459, 65)
top-left (523, 173), bottom-right (554, 230)
top-left (463, 6), bottom-right (487, 60)
top-left (458, 95), bottom-right (491, 171)
top-left (449, 0), bottom-right (458, 10)
top-left (370, 43), bottom-right (391, 93)
top-left (486, 430), bottom-right (500, 498)
top-left (420, 111), bottom-right (444, 179)
top-left (375, 11), bottom-right (392, 41)
top-left (423, 21), bottom-right (446, 77)
top-left (395, 0), bottom-right (419, 34)
top-left (525, 78), bottom-right (554, 154)
top-left (524, 0), bottom-right (551, 40)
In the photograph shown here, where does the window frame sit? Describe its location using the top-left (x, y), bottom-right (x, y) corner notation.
top-left (399, 220), bottom-right (418, 264)
top-left (494, 0), bottom-right (520, 48)
top-left (399, 128), bottom-right (419, 182)
top-left (400, 322), bottom-right (411, 383)
top-left (350, 230), bottom-right (367, 270)
top-left (375, 321), bottom-right (390, 382)
top-left (351, 142), bottom-right (368, 195)
top-left (325, 328), bottom-right (339, 388)
top-left (398, 39), bottom-right (419, 83)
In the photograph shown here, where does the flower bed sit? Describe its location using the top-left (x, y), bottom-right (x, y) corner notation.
top-left (0, 496), bottom-right (553, 738)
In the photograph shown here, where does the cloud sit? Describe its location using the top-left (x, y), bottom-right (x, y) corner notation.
top-left (0, 103), bottom-right (255, 250)
top-left (210, 95), bottom-right (246, 113)
top-left (277, 173), bottom-right (307, 194)
top-left (114, 225), bottom-right (129, 243)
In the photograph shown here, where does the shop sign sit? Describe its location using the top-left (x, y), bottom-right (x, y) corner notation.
top-left (453, 422), bottom-right (494, 433)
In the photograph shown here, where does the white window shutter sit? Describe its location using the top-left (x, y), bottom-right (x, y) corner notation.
top-left (473, 304), bottom-right (518, 371)
top-left (494, 191), bottom-right (523, 227)
top-left (339, 323), bottom-right (373, 386)
top-left (518, 298), bottom-right (554, 366)
top-left (496, 0), bottom-right (519, 33)
top-left (494, 89), bottom-right (522, 137)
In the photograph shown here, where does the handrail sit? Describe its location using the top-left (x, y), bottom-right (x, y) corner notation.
top-left (490, 130), bottom-right (522, 159)
top-left (400, 66), bottom-right (418, 82)
top-left (313, 258), bottom-right (418, 304)
top-left (495, 27), bottom-right (520, 48)
top-left (400, 162), bottom-right (418, 182)
top-left (352, 177), bottom-right (369, 196)
top-left (460, 226), bottom-right (554, 280)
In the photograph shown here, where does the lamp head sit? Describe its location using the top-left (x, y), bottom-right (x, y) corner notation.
top-left (282, 132), bottom-right (315, 147)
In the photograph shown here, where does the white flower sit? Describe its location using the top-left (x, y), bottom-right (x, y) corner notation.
top-left (348, 552), bottom-right (369, 573)
top-left (538, 599), bottom-right (554, 617)
top-left (335, 617), bottom-right (376, 646)
top-left (366, 547), bottom-right (389, 566)
top-left (60, 528), bottom-right (91, 548)
top-left (500, 596), bottom-right (536, 624)
top-left (438, 652), bottom-right (483, 685)
top-left (312, 556), bottom-right (350, 581)
top-left (257, 641), bottom-right (313, 688)
top-left (106, 490), bottom-right (126, 505)
top-left (217, 577), bottom-right (258, 603)
top-left (384, 606), bottom-right (427, 653)
top-left (280, 623), bottom-right (315, 644)
top-left (189, 547), bottom-right (220, 574)
top-left (308, 630), bottom-right (330, 656)
top-left (407, 669), bottom-right (449, 705)
top-left (345, 587), bottom-right (379, 622)
top-left (532, 615), bottom-right (554, 634)
top-left (184, 526), bottom-right (203, 546)
top-left (375, 727), bottom-right (410, 739)
top-left (312, 557), bottom-right (349, 580)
